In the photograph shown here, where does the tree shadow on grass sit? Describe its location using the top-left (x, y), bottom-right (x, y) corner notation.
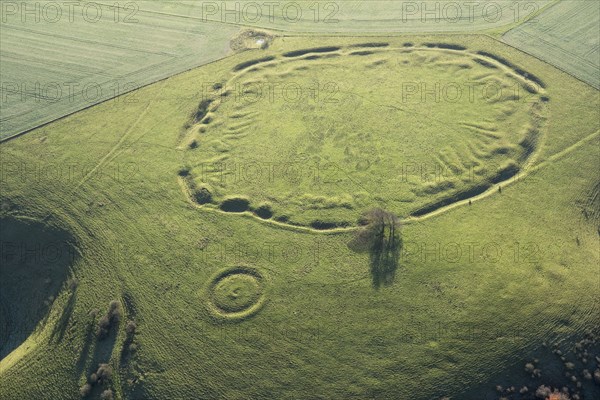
top-left (347, 209), bottom-right (403, 289)
top-left (75, 318), bottom-right (96, 374)
top-left (369, 234), bottom-right (402, 289)
top-left (50, 289), bottom-right (77, 342)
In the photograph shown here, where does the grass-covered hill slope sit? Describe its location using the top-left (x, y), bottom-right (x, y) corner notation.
top-left (0, 34), bottom-right (598, 399)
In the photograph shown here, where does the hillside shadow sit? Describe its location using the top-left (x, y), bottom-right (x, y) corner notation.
top-left (0, 217), bottom-right (77, 360)
top-left (369, 234), bottom-right (401, 289)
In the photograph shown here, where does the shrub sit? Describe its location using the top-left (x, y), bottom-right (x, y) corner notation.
top-left (79, 383), bottom-right (92, 398)
top-left (96, 301), bottom-right (121, 339)
top-left (254, 203), bottom-right (273, 219)
top-left (126, 320), bottom-right (137, 336)
top-left (194, 188), bottom-right (213, 205)
top-left (275, 215), bottom-right (289, 222)
top-left (310, 220), bottom-right (339, 230)
top-left (112, 307), bottom-right (122, 323)
top-left (100, 389), bottom-right (114, 400)
top-left (194, 99), bottom-right (212, 122)
top-left (525, 362), bottom-right (535, 373)
top-left (565, 362), bottom-right (575, 370)
top-left (96, 364), bottom-right (113, 383)
top-left (68, 278), bottom-right (79, 291)
top-left (535, 385), bottom-right (552, 398)
top-left (96, 315), bottom-right (111, 339)
top-left (82, 364), bottom-right (114, 397)
top-left (178, 166), bottom-right (191, 177)
top-left (220, 197), bottom-right (250, 212)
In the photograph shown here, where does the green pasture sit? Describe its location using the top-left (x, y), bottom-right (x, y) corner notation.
top-left (179, 40), bottom-right (549, 227)
top-left (0, 34), bottom-right (598, 399)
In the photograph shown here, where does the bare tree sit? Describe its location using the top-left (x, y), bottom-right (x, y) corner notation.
top-left (358, 208), bottom-right (400, 247)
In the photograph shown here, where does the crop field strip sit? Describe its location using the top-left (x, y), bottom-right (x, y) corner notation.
top-left (503, 0), bottom-right (600, 89)
top-left (131, 0), bottom-right (553, 33)
top-left (0, 1), bottom-right (239, 140)
top-left (0, 0), bottom-right (558, 141)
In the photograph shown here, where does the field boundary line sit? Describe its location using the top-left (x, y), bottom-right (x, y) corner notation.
top-left (496, 39), bottom-right (600, 90)
top-left (0, 50), bottom-right (244, 144)
top-left (4, 32), bottom-right (579, 144)
top-left (498, 0), bottom-right (600, 91)
top-left (96, 1), bottom-right (531, 33)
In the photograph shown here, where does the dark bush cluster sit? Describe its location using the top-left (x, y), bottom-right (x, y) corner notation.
top-left (494, 329), bottom-right (600, 400)
top-left (497, 385), bottom-right (518, 396)
top-left (253, 203), bottom-right (273, 219)
top-left (125, 320), bottom-right (137, 336)
top-left (178, 166), bottom-right (190, 177)
top-left (96, 301), bottom-right (121, 340)
top-left (121, 320), bottom-right (139, 361)
top-left (219, 197), bottom-right (249, 212)
top-left (96, 363), bottom-right (113, 383)
top-left (524, 360), bottom-right (542, 378)
top-left (194, 187), bottom-right (213, 205)
top-left (79, 364), bottom-right (114, 398)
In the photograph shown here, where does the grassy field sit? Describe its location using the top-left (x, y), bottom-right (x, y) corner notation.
top-left (503, 0), bottom-right (600, 89)
top-left (0, 1), bottom-right (239, 139)
top-left (179, 40), bottom-right (549, 227)
top-left (1, 33), bottom-right (598, 400)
